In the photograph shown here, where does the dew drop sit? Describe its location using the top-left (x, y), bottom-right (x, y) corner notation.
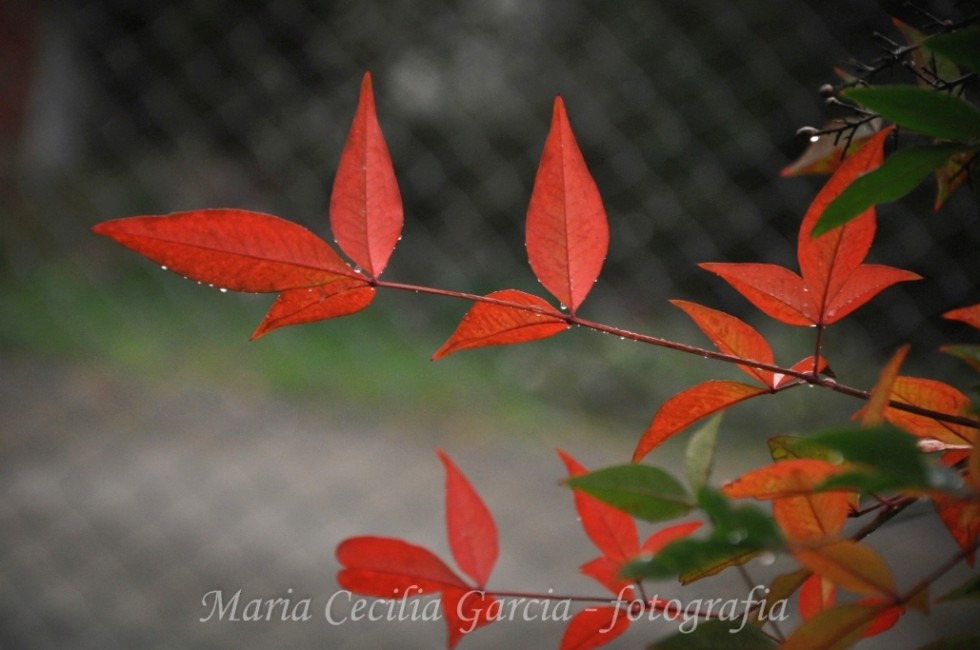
top-left (160, 265), bottom-right (168, 271)
top-left (727, 529), bottom-right (747, 544)
top-left (758, 551), bottom-right (776, 566)
top-left (219, 287), bottom-right (228, 293)
top-left (809, 135), bottom-right (820, 143)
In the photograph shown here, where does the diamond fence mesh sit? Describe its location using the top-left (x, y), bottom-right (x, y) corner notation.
top-left (1, 0), bottom-right (978, 648)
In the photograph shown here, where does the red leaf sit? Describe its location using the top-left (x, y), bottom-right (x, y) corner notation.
top-left (579, 556), bottom-right (634, 597)
top-left (945, 303), bottom-right (980, 330)
top-left (558, 450), bottom-right (639, 564)
top-left (251, 278), bottom-right (375, 339)
top-left (432, 289), bottom-right (569, 359)
top-left (774, 355), bottom-right (828, 387)
top-left (799, 574), bottom-right (836, 621)
top-left (92, 209), bottom-right (357, 292)
top-left (329, 72), bottom-right (403, 279)
top-left (702, 128), bottom-right (918, 327)
top-left (526, 96), bottom-right (608, 314)
top-left (856, 599), bottom-right (903, 638)
top-left (671, 300), bottom-right (775, 386)
top-left (633, 381), bottom-right (768, 461)
top-left (442, 589), bottom-right (497, 648)
top-left (559, 606), bottom-right (629, 650)
top-left (698, 263), bottom-right (811, 326)
top-left (336, 536), bottom-right (467, 597)
top-left (437, 451), bottom-right (498, 589)
top-left (640, 521), bottom-right (703, 555)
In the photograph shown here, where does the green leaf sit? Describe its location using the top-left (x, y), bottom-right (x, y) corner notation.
top-left (937, 574), bottom-right (980, 603)
top-left (623, 488), bottom-right (782, 581)
top-left (565, 465), bottom-right (693, 522)
top-left (843, 85), bottom-right (980, 140)
top-left (768, 435), bottom-right (842, 462)
top-left (650, 619), bottom-right (778, 649)
top-left (925, 27), bottom-right (980, 74)
top-left (815, 144), bottom-right (973, 234)
top-left (685, 413), bottom-right (722, 490)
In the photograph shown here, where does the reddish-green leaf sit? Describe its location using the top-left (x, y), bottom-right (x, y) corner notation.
top-left (558, 450), bottom-right (639, 563)
top-left (251, 278), bottom-right (375, 339)
top-left (432, 289), bottom-right (568, 359)
top-left (781, 120), bottom-right (878, 177)
top-left (559, 606), bottom-right (629, 650)
top-left (633, 381), bottom-right (768, 461)
top-left (329, 72), bottom-right (403, 279)
top-left (856, 599), bottom-right (903, 638)
top-left (437, 450), bottom-right (498, 589)
top-left (671, 300), bottom-right (775, 386)
top-left (525, 96), bottom-right (608, 314)
top-left (793, 539), bottom-right (896, 598)
top-left (442, 588), bottom-right (497, 648)
top-left (781, 602), bottom-right (886, 650)
top-left (945, 303), bottom-right (980, 330)
top-left (934, 150), bottom-right (974, 211)
top-left (92, 209), bottom-right (357, 292)
top-left (335, 536), bottom-right (467, 597)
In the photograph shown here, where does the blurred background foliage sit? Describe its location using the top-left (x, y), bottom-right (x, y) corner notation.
top-left (3, 0), bottom-right (978, 432)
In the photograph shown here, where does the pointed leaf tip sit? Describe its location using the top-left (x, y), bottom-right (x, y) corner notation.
top-left (330, 72), bottom-right (403, 279)
top-left (438, 451), bottom-right (498, 589)
top-left (526, 97), bottom-right (608, 313)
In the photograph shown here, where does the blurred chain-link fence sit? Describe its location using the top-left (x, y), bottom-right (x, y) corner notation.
top-left (2, 1), bottom-right (979, 648)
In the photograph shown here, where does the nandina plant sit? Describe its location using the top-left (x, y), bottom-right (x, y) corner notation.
top-left (93, 54), bottom-right (979, 650)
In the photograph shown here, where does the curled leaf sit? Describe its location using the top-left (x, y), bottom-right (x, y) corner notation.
top-left (251, 278), bottom-right (375, 339)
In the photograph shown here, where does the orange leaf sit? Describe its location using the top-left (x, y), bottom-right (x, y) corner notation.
top-left (862, 345), bottom-right (910, 427)
top-left (799, 574), bottom-right (836, 620)
top-left (335, 536), bottom-right (468, 597)
top-left (438, 451), bottom-right (498, 589)
top-left (525, 96), bottom-right (609, 314)
top-left (251, 278), bottom-right (375, 339)
top-left (559, 606), bottom-right (629, 650)
top-left (868, 376), bottom-right (974, 447)
top-left (932, 494), bottom-right (980, 566)
top-left (944, 303), bottom-right (980, 330)
top-left (670, 300), bottom-right (775, 386)
top-left (782, 602), bottom-right (888, 650)
top-left (722, 459), bottom-right (849, 542)
top-left (721, 459), bottom-right (847, 500)
top-left (633, 381), bottom-right (767, 461)
top-left (92, 209), bottom-right (358, 292)
top-left (329, 72), bottom-right (403, 279)
top-left (773, 493), bottom-right (850, 543)
top-left (432, 289), bottom-right (569, 359)
top-left (793, 539), bottom-right (896, 598)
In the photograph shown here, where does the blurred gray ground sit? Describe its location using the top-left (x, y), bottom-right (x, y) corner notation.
top-left (2, 0), bottom-right (979, 648)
